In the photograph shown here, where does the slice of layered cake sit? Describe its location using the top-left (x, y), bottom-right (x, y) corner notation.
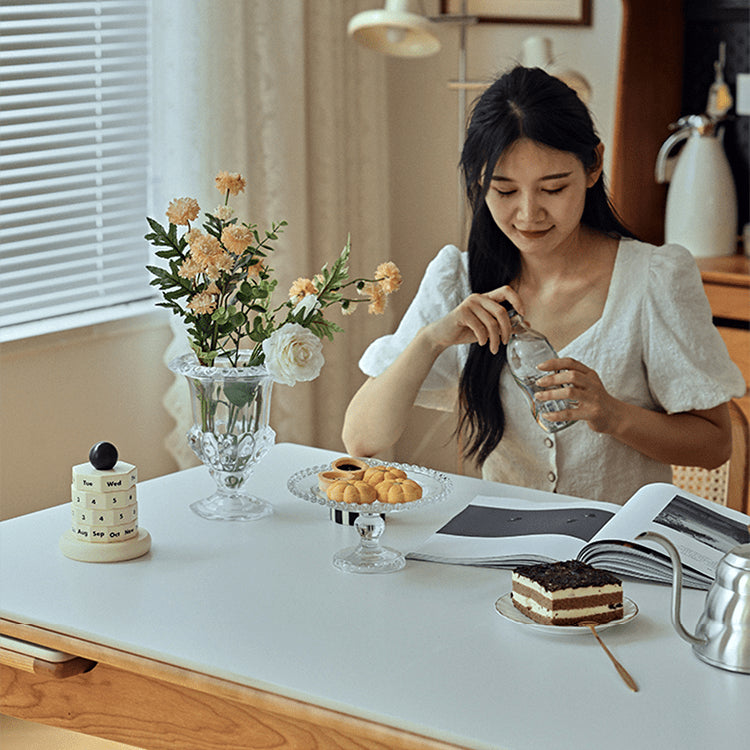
top-left (511, 560), bottom-right (623, 626)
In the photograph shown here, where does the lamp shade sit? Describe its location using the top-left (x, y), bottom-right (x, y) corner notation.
top-left (347, 1), bottom-right (441, 58)
top-left (521, 35), bottom-right (591, 104)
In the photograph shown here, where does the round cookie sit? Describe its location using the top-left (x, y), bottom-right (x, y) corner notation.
top-left (362, 465), bottom-right (407, 486)
top-left (374, 478), bottom-right (423, 504)
top-left (326, 479), bottom-right (377, 504)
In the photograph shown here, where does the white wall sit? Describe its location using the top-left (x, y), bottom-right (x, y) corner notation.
top-left (0, 313), bottom-right (177, 520)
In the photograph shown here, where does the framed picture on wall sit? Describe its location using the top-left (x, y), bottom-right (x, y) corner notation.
top-left (440, 1), bottom-right (591, 26)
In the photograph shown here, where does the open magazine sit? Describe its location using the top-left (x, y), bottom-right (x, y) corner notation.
top-left (407, 482), bottom-right (750, 590)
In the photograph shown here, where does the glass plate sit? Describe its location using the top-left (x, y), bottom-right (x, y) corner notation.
top-left (287, 458), bottom-right (452, 574)
top-left (494, 593), bottom-right (639, 635)
top-left (287, 459), bottom-right (452, 514)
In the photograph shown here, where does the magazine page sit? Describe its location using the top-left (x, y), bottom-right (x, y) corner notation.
top-left (583, 482), bottom-right (750, 581)
top-left (407, 494), bottom-right (621, 567)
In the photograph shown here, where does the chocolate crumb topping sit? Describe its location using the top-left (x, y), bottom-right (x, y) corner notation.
top-left (513, 560), bottom-right (621, 590)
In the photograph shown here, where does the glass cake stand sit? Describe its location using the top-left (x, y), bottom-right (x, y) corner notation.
top-left (287, 460), bottom-right (452, 574)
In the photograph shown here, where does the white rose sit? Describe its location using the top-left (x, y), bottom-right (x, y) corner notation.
top-left (262, 323), bottom-right (324, 386)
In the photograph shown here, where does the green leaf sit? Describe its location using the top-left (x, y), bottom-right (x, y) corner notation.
top-left (146, 217), bottom-right (166, 234)
top-left (165, 288), bottom-right (191, 300)
top-left (211, 307), bottom-right (230, 324)
top-left (223, 381), bottom-right (258, 408)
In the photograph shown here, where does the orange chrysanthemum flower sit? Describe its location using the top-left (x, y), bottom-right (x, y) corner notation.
top-left (166, 197), bottom-right (200, 226)
top-left (288, 277), bottom-right (317, 303)
top-left (215, 171), bottom-right (246, 196)
top-left (204, 250), bottom-right (234, 280)
top-left (213, 205), bottom-right (234, 221)
top-left (375, 261), bottom-right (402, 294)
top-left (187, 290), bottom-right (217, 315)
top-left (185, 227), bottom-right (204, 245)
top-left (221, 224), bottom-right (253, 255)
top-left (359, 281), bottom-right (386, 315)
top-left (177, 255), bottom-right (202, 281)
top-left (190, 234), bottom-right (223, 266)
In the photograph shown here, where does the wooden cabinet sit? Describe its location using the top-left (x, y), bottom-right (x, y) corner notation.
top-left (698, 255), bottom-right (750, 513)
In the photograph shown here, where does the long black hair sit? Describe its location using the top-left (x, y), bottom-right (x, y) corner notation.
top-left (458, 66), bottom-right (634, 466)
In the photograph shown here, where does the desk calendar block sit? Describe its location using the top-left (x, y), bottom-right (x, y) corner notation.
top-left (72, 485), bottom-right (137, 509)
top-left (73, 507), bottom-right (134, 526)
top-left (61, 442), bottom-right (150, 563)
top-left (72, 461), bottom-right (137, 492)
top-left (72, 520), bottom-right (138, 544)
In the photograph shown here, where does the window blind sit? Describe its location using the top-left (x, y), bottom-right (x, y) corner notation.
top-left (0, 0), bottom-right (153, 332)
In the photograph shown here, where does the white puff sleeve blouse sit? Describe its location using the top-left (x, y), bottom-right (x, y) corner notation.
top-left (359, 240), bottom-right (746, 505)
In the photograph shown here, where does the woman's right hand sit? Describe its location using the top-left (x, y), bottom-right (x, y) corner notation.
top-left (425, 285), bottom-right (524, 354)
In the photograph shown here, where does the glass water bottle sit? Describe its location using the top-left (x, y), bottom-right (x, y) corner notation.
top-left (506, 310), bottom-right (575, 433)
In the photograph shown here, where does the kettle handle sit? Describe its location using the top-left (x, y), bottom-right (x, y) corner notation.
top-left (654, 128), bottom-right (691, 184)
top-left (636, 532), bottom-right (705, 646)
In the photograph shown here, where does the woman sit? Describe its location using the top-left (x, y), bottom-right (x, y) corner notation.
top-left (342, 66), bottom-right (745, 505)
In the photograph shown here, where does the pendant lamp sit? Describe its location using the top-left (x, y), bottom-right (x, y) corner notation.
top-left (347, 0), bottom-right (441, 58)
top-left (521, 36), bottom-right (592, 104)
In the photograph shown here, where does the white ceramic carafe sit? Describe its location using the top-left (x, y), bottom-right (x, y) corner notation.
top-left (655, 114), bottom-right (738, 258)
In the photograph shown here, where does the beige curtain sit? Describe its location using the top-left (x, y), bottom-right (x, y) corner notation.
top-left (151, 0), bottom-right (393, 466)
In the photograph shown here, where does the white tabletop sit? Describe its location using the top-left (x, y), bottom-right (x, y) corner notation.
top-left (0, 443), bottom-right (745, 750)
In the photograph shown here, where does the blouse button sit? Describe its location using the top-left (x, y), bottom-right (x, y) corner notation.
top-left (547, 471), bottom-right (556, 483)
top-left (544, 437), bottom-right (554, 449)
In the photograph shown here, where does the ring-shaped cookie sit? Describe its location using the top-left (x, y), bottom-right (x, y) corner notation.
top-left (330, 456), bottom-right (369, 480)
top-left (317, 469), bottom-right (351, 493)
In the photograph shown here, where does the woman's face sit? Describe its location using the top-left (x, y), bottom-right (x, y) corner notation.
top-left (484, 138), bottom-right (602, 259)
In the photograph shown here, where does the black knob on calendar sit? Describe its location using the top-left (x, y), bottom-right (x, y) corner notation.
top-left (89, 441), bottom-right (119, 471)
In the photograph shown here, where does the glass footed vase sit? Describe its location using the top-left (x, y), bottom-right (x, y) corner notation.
top-left (169, 352), bottom-right (275, 521)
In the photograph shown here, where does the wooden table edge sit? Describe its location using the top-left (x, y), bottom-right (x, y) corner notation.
top-left (0, 618), bottom-right (470, 750)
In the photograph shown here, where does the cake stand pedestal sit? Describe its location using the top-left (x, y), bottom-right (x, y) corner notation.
top-left (288, 461), bottom-right (451, 574)
top-left (333, 512), bottom-right (405, 574)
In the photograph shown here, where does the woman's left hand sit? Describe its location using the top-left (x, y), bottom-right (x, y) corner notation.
top-left (534, 357), bottom-right (620, 434)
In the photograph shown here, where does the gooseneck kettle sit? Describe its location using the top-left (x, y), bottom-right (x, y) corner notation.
top-left (637, 531), bottom-right (750, 673)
